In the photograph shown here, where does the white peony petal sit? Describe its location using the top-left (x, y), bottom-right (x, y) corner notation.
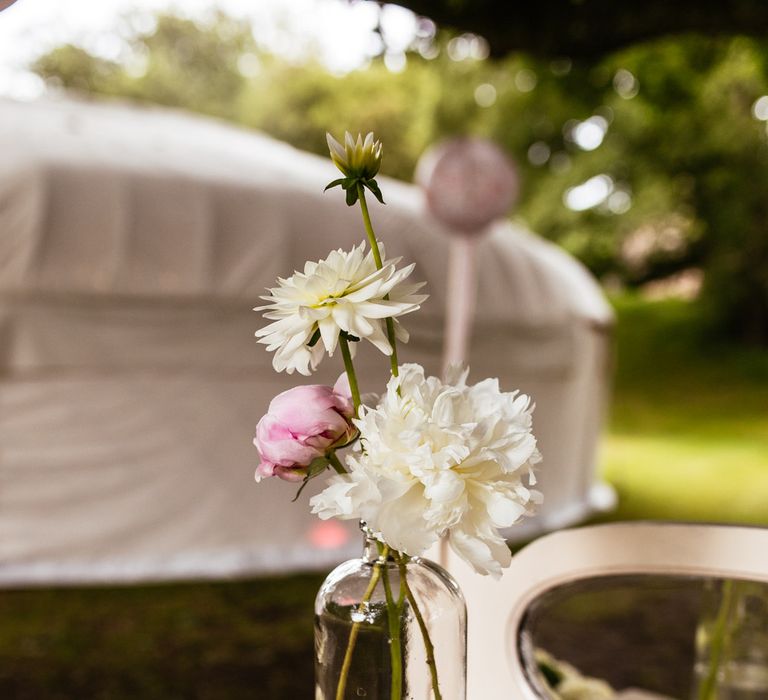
top-left (367, 482), bottom-right (439, 555)
top-left (484, 488), bottom-right (528, 527)
top-left (448, 527), bottom-right (507, 579)
top-left (424, 470), bottom-right (465, 505)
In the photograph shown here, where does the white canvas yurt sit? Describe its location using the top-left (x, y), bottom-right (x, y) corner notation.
top-left (0, 98), bottom-right (615, 585)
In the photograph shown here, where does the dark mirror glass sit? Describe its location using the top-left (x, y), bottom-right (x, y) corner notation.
top-left (518, 575), bottom-right (768, 700)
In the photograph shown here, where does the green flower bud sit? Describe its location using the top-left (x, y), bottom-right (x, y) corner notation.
top-left (327, 131), bottom-right (383, 180)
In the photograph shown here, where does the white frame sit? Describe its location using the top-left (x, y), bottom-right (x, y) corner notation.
top-left (436, 522), bottom-right (768, 699)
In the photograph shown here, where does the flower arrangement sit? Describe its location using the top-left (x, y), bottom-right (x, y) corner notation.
top-left (254, 132), bottom-right (542, 699)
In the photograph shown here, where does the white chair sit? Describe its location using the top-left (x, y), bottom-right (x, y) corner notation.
top-left (437, 522), bottom-right (768, 699)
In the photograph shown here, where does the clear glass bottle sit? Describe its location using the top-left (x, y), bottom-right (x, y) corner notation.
top-left (314, 526), bottom-right (467, 699)
top-left (692, 578), bottom-right (768, 700)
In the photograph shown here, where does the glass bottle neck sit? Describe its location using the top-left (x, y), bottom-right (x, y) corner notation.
top-left (361, 535), bottom-right (382, 564)
top-left (359, 525), bottom-right (398, 564)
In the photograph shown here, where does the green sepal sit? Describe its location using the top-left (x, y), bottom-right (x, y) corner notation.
top-left (291, 456), bottom-right (329, 503)
top-left (341, 331), bottom-right (360, 342)
top-left (307, 328), bottom-right (322, 347)
top-left (363, 179), bottom-right (385, 204)
top-left (345, 186), bottom-right (359, 206)
top-left (325, 174), bottom-right (382, 207)
top-left (334, 434), bottom-right (359, 451)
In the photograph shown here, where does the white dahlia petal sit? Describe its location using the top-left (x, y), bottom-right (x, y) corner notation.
top-left (364, 324), bottom-right (393, 355)
top-left (318, 316), bottom-right (338, 354)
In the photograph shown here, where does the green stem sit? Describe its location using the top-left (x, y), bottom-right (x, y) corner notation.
top-left (338, 334), bottom-right (361, 417)
top-left (327, 451), bottom-right (347, 475)
top-left (698, 579), bottom-right (736, 700)
top-left (397, 572), bottom-right (406, 608)
top-left (357, 183), bottom-right (383, 268)
top-left (380, 549), bottom-right (403, 700)
top-left (384, 319), bottom-right (400, 378)
top-left (356, 183), bottom-right (399, 378)
top-left (397, 555), bottom-right (442, 700)
top-left (335, 558), bottom-right (385, 700)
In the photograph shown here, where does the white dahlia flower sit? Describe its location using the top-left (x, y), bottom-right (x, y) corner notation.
top-left (310, 364), bottom-right (542, 577)
top-left (255, 243), bottom-right (427, 376)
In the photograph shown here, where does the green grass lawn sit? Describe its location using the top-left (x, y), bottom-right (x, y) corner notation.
top-left (0, 575), bottom-right (325, 699)
top-left (602, 296), bottom-right (768, 524)
top-left (1, 296), bottom-right (767, 699)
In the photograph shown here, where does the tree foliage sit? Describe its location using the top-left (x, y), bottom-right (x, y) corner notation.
top-left (392, 0), bottom-right (768, 59)
top-left (30, 12), bottom-right (768, 342)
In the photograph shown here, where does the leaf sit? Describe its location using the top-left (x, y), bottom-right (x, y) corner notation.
top-left (324, 178), bottom-right (346, 192)
top-left (290, 457), bottom-right (329, 502)
top-left (307, 328), bottom-right (322, 347)
top-left (291, 477), bottom-right (311, 503)
top-left (345, 187), bottom-right (358, 206)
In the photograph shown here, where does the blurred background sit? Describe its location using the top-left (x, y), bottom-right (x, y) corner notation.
top-left (1, 0), bottom-right (767, 697)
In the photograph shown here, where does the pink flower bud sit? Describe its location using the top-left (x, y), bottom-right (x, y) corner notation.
top-left (254, 375), bottom-right (356, 482)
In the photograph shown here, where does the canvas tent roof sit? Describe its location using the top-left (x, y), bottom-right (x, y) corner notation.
top-left (0, 97), bottom-right (612, 326)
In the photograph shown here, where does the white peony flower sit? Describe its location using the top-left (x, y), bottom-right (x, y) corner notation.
top-left (309, 363), bottom-right (542, 577)
top-left (255, 243), bottom-right (427, 376)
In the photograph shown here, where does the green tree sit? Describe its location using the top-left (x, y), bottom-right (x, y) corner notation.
top-left (28, 12), bottom-right (768, 343)
top-left (34, 13), bottom-right (255, 120)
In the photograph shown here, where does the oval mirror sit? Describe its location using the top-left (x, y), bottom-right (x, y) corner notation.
top-left (519, 574), bottom-right (768, 699)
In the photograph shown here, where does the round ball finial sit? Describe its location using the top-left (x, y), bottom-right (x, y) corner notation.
top-left (416, 137), bottom-right (519, 235)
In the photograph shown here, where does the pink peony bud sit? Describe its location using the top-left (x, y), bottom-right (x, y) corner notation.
top-left (254, 375), bottom-right (356, 482)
